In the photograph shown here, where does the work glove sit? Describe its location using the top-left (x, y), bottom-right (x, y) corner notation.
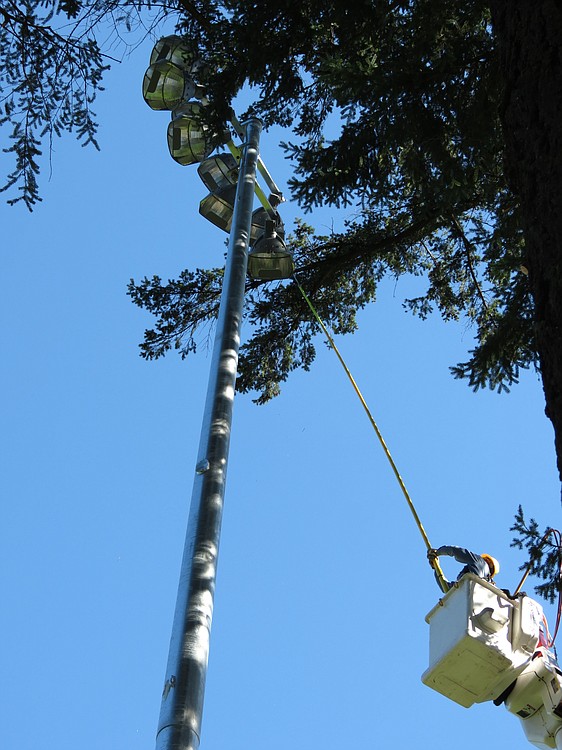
top-left (427, 548), bottom-right (438, 567)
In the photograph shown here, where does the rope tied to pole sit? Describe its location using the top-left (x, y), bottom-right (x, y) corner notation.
top-left (293, 274), bottom-right (449, 594)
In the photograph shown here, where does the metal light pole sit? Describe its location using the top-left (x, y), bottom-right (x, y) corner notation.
top-left (155, 117), bottom-right (263, 750)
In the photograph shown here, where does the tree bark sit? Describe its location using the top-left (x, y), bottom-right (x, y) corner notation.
top-left (490, 0), bottom-right (562, 482)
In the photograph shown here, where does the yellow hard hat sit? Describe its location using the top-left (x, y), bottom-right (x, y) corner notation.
top-left (481, 554), bottom-right (500, 576)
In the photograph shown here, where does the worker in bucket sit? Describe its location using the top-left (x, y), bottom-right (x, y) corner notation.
top-left (427, 545), bottom-right (500, 590)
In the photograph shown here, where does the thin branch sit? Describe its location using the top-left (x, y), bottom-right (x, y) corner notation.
top-left (1, 4), bottom-right (122, 62)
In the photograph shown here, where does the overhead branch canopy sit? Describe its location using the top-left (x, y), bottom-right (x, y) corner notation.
top-left (129, 0), bottom-right (535, 406)
top-left (0, 0), bottom-right (548, 456)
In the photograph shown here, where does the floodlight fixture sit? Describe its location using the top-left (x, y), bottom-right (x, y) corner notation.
top-left (197, 153), bottom-right (239, 193)
top-left (198, 181), bottom-right (284, 236)
top-left (143, 60), bottom-right (190, 111)
top-left (199, 185), bottom-right (238, 232)
top-left (168, 103), bottom-right (230, 165)
top-left (247, 219), bottom-right (294, 280)
top-left (250, 206), bottom-right (285, 243)
top-left (146, 36), bottom-right (208, 107)
top-left (150, 35), bottom-right (199, 71)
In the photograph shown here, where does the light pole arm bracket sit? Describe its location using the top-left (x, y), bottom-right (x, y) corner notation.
top-left (226, 139), bottom-right (279, 216)
top-left (229, 113), bottom-right (284, 204)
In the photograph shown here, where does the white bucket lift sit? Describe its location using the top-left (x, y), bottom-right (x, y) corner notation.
top-left (422, 573), bottom-right (562, 749)
top-left (422, 574), bottom-right (540, 707)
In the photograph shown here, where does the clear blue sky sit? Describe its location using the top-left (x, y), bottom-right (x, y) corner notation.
top-left (2, 31), bottom-right (560, 750)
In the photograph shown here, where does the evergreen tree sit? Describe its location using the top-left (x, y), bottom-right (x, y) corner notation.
top-left (129, 0), bottom-right (562, 597)
top-left (3, 1), bottom-right (561, 592)
top-left (131, 0), bottom-right (531, 408)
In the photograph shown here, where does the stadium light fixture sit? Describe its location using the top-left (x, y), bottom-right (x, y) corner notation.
top-left (197, 153), bottom-right (239, 192)
top-left (168, 103), bottom-right (230, 165)
top-left (199, 185), bottom-right (238, 233)
top-left (143, 36), bottom-right (206, 111)
top-left (248, 218), bottom-right (295, 280)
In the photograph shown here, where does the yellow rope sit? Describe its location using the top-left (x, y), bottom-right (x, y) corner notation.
top-left (294, 276), bottom-right (449, 593)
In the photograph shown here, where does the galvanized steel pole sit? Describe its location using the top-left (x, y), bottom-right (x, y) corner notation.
top-left (156, 117), bottom-right (263, 750)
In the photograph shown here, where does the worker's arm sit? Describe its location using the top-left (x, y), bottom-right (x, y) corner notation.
top-left (435, 545), bottom-right (482, 569)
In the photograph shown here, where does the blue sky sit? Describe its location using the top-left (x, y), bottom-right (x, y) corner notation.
top-left (2, 31), bottom-right (560, 750)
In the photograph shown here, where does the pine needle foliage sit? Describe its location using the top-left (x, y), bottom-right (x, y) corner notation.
top-left (511, 506), bottom-right (562, 604)
top-left (0, 0), bottom-right (174, 209)
top-left (128, 0), bottom-right (536, 406)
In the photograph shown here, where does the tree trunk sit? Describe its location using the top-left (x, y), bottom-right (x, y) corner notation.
top-left (490, 0), bottom-right (562, 482)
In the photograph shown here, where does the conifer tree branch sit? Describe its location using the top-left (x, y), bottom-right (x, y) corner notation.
top-left (449, 213), bottom-right (490, 313)
top-left (174, 0), bottom-right (213, 33)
